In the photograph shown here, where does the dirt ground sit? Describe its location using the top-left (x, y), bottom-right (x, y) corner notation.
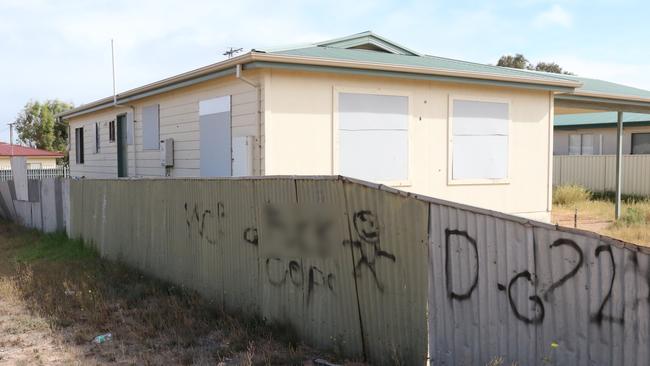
top-left (0, 222), bottom-right (362, 366)
top-left (551, 210), bottom-right (613, 233)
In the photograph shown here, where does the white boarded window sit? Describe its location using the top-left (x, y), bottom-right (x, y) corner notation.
top-left (142, 104), bottom-right (160, 150)
top-left (452, 99), bottom-right (509, 180)
top-left (339, 93), bottom-right (408, 182)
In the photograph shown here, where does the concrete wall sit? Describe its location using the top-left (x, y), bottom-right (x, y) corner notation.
top-left (554, 125), bottom-right (650, 155)
top-left (264, 70), bottom-right (554, 221)
top-left (553, 155), bottom-right (650, 195)
top-left (67, 73), bottom-right (262, 178)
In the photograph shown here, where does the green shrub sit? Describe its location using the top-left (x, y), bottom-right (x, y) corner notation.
top-left (620, 207), bottom-right (646, 225)
top-left (553, 185), bottom-right (591, 205)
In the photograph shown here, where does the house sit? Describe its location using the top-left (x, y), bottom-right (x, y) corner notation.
top-left (554, 112), bottom-right (650, 155)
top-left (57, 31), bottom-right (650, 222)
top-left (0, 142), bottom-right (63, 169)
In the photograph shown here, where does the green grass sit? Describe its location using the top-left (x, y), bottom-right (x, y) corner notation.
top-left (14, 231), bottom-right (97, 263)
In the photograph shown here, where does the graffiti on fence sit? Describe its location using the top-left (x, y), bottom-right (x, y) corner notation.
top-left (343, 210), bottom-right (396, 292)
top-left (265, 257), bottom-right (335, 303)
top-left (184, 202), bottom-right (225, 245)
top-left (443, 230), bottom-right (647, 327)
top-left (445, 229), bottom-right (478, 301)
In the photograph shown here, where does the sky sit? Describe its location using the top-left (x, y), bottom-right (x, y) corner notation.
top-left (1, 0), bottom-right (649, 144)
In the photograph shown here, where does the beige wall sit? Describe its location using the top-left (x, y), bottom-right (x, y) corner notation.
top-left (67, 68), bottom-right (555, 221)
top-left (0, 157), bottom-right (59, 169)
top-left (554, 125), bottom-right (650, 155)
top-left (263, 70), bottom-right (554, 221)
top-left (67, 73), bottom-right (262, 178)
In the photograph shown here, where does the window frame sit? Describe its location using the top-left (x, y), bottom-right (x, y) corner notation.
top-left (580, 133), bottom-right (595, 155)
top-left (108, 120), bottom-right (116, 143)
top-left (447, 94), bottom-right (512, 186)
top-left (75, 127), bottom-right (84, 164)
top-left (95, 122), bottom-right (100, 153)
top-left (631, 132), bottom-right (650, 155)
top-left (332, 86), bottom-right (413, 187)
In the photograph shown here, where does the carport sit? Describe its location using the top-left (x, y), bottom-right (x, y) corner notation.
top-left (554, 75), bottom-right (650, 218)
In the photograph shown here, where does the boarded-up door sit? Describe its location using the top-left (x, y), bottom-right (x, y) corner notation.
top-left (200, 96), bottom-right (231, 177)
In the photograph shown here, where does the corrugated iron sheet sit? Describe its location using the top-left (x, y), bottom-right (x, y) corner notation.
top-left (427, 193), bottom-right (650, 366)
top-left (67, 177), bottom-right (429, 365)
top-left (66, 176), bottom-right (650, 365)
top-left (554, 155), bottom-right (650, 195)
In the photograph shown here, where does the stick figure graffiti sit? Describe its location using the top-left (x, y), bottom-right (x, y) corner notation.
top-left (343, 210), bottom-right (396, 291)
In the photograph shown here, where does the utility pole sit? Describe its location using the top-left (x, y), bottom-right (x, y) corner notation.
top-left (8, 123), bottom-right (14, 156)
top-left (223, 47), bottom-right (243, 59)
top-left (615, 111), bottom-right (624, 219)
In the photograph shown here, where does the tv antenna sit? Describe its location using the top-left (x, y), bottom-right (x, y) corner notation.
top-left (223, 47), bottom-right (243, 59)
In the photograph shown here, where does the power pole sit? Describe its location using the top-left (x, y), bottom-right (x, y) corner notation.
top-left (223, 47), bottom-right (243, 59)
top-left (8, 123), bottom-right (14, 156)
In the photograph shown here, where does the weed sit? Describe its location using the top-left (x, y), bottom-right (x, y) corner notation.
top-left (0, 221), bottom-right (351, 365)
top-left (553, 185), bottom-right (591, 205)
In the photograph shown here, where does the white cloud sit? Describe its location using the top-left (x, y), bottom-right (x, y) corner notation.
top-left (534, 4), bottom-right (572, 28)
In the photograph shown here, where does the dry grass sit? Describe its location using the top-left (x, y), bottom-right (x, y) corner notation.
top-left (553, 185), bottom-right (591, 205)
top-left (0, 220), bottom-right (362, 365)
top-left (552, 185), bottom-right (650, 245)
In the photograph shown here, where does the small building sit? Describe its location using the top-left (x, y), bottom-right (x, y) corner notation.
top-left (58, 32), bottom-right (650, 222)
top-left (554, 112), bottom-right (650, 155)
top-left (0, 143), bottom-right (63, 169)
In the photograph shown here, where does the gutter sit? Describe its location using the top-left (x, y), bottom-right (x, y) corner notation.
top-left (554, 121), bottom-right (650, 130)
top-left (557, 91), bottom-right (650, 105)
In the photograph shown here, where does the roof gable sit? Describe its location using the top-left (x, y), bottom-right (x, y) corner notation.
top-left (314, 31), bottom-right (420, 56)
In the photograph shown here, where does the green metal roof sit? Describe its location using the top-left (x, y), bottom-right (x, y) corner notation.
top-left (263, 46), bottom-right (574, 85)
top-left (549, 74), bottom-right (650, 100)
top-left (59, 31), bottom-right (650, 119)
top-left (555, 112), bottom-right (650, 129)
top-left (263, 32), bottom-right (650, 104)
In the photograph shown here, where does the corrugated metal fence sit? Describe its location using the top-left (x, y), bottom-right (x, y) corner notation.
top-left (8, 176), bottom-right (649, 365)
top-left (553, 155), bottom-right (650, 195)
top-left (0, 178), bottom-right (69, 232)
top-left (68, 177), bottom-right (428, 365)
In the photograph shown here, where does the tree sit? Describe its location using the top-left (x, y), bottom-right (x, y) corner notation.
top-left (497, 54), bottom-right (530, 70)
top-left (13, 100), bottom-right (73, 152)
top-left (534, 61), bottom-right (571, 74)
top-left (496, 54), bottom-right (573, 75)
